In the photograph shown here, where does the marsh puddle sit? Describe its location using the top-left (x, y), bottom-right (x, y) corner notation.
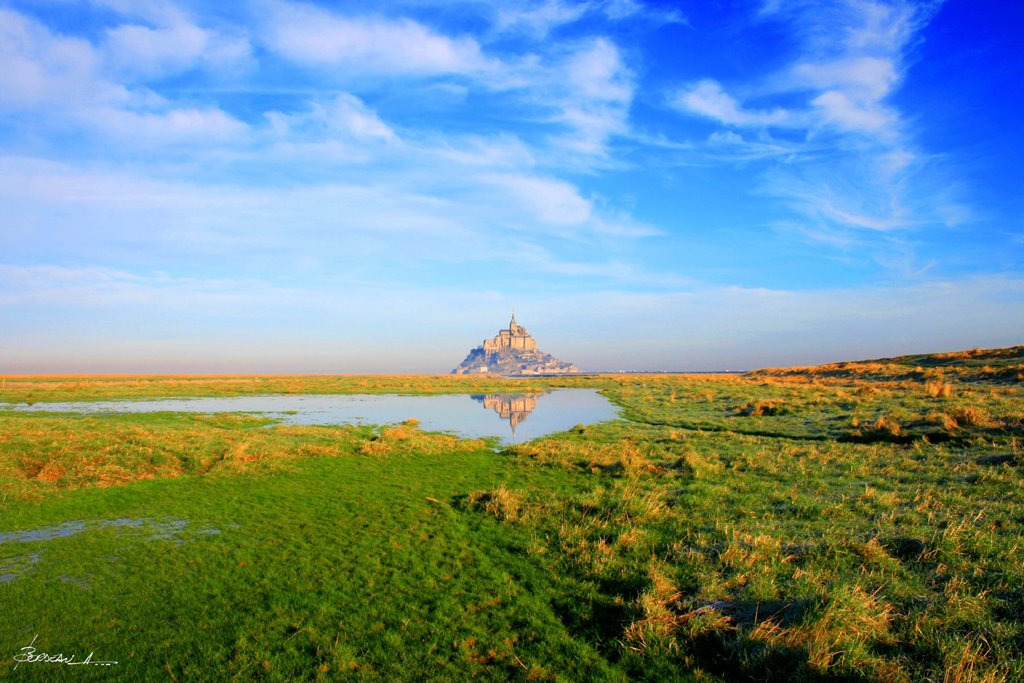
top-left (6, 389), bottom-right (619, 445)
top-left (0, 517), bottom-right (220, 584)
top-left (0, 518), bottom-right (191, 545)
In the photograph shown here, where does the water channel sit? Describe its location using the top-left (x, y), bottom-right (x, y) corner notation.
top-left (4, 389), bottom-right (620, 445)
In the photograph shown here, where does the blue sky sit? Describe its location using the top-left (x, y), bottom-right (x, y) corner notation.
top-left (1, 0), bottom-right (1021, 373)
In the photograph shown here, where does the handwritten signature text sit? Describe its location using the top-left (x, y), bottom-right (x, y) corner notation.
top-left (13, 635), bottom-right (117, 670)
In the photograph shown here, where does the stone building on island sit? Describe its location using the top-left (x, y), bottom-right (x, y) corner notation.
top-left (483, 314), bottom-right (537, 352)
top-left (452, 313), bottom-right (579, 376)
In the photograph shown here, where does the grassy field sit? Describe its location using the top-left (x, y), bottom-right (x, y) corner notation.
top-left (1, 346), bottom-right (1022, 681)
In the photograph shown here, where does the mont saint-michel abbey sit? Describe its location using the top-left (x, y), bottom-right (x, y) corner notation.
top-left (483, 314), bottom-right (537, 353)
top-left (452, 313), bottom-right (579, 376)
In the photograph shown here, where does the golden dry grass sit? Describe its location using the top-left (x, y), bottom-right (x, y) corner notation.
top-left (0, 412), bottom-right (486, 502)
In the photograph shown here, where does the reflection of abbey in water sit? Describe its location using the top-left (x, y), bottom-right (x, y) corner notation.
top-left (472, 393), bottom-right (539, 437)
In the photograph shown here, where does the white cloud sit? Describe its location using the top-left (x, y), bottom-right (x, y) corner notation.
top-left (261, 0), bottom-right (492, 76)
top-left (667, 0), bottom-right (956, 248)
top-left (2, 3), bottom-right (635, 168)
top-left (495, 0), bottom-right (590, 37)
top-left (589, 216), bottom-right (661, 238)
top-left (0, 156), bottom-right (659, 281)
top-left (566, 38), bottom-right (632, 103)
top-left (0, 7), bottom-right (250, 148)
top-left (880, 148), bottom-right (914, 175)
top-left (709, 130), bottom-right (744, 145)
top-left (761, 147), bottom-right (972, 248)
top-left (90, 0), bottom-right (255, 78)
top-left (791, 56), bottom-right (897, 100)
top-left (81, 106), bottom-right (250, 145)
top-left (265, 7), bottom-right (637, 160)
top-left (672, 79), bottom-right (789, 127)
top-left (105, 22), bottom-right (209, 76)
top-left (89, 0), bottom-right (188, 26)
top-left (773, 1), bottom-right (942, 138)
top-left (104, 20), bottom-right (252, 78)
top-left (842, 0), bottom-right (922, 53)
top-left (760, 164), bottom-right (909, 235)
top-left (673, 1), bottom-right (937, 139)
top-left (601, 0), bottom-right (686, 23)
top-left (330, 95), bottom-right (395, 140)
top-left (0, 264), bottom-right (256, 308)
top-left (810, 90), bottom-right (894, 135)
top-left (703, 129), bottom-right (798, 158)
top-left (550, 38), bottom-right (634, 155)
top-left (256, 94), bottom-right (400, 165)
top-left (423, 133), bottom-right (536, 169)
top-left (786, 54), bottom-right (902, 136)
top-left (493, 0), bottom-right (686, 37)
top-left (0, 8), bottom-right (129, 110)
top-left (507, 242), bottom-right (684, 285)
top-left (485, 173), bottom-right (593, 225)
top-left (266, 94), bottom-right (396, 143)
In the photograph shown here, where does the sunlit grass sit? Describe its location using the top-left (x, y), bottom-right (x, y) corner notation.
top-left (1, 345), bottom-right (1022, 680)
top-left (0, 374), bottom-right (559, 405)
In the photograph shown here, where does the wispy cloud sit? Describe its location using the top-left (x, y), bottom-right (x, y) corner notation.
top-left (552, 37), bottom-right (634, 155)
top-left (104, 20), bottom-right (251, 79)
top-left (265, 93), bottom-right (397, 143)
top-left (0, 154), bottom-right (661, 285)
top-left (507, 240), bottom-right (687, 286)
top-left (667, 0), bottom-right (958, 257)
top-left (600, 0), bottom-right (686, 24)
top-left (0, 7), bottom-right (252, 149)
top-left (253, 1), bottom-right (637, 161)
top-left (0, 8), bottom-right (129, 110)
top-left (260, 0), bottom-right (493, 76)
top-left (84, 106), bottom-right (250, 145)
top-left (760, 164), bottom-right (909, 232)
top-left (494, 0), bottom-right (590, 38)
top-left (484, 173), bottom-right (593, 226)
top-left (0, 264), bottom-right (259, 308)
top-left (670, 2), bottom-right (924, 140)
top-left (672, 79), bottom-right (791, 128)
top-left (493, 0), bottom-right (685, 38)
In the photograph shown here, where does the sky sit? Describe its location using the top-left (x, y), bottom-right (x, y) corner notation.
top-left (1, 0), bottom-right (1022, 373)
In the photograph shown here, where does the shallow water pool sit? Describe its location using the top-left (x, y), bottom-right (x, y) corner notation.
top-left (5, 389), bottom-right (620, 445)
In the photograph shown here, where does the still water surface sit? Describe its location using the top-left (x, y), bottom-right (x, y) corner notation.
top-left (7, 389), bottom-right (619, 445)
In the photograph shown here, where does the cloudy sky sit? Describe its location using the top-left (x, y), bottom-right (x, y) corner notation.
top-left (1, 0), bottom-right (1021, 372)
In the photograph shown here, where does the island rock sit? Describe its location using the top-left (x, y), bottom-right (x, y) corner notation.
top-left (452, 314), bottom-right (579, 376)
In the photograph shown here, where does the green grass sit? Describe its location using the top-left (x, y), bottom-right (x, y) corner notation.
top-left (0, 374), bottom-right (569, 405)
top-left (2, 430), bottom-right (622, 681)
top-left (1, 346), bottom-right (1022, 680)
